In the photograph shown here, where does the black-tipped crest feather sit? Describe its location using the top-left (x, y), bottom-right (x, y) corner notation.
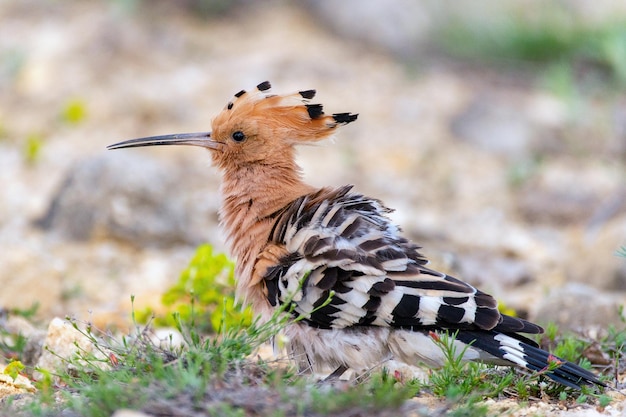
top-left (299, 89), bottom-right (316, 99)
top-left (257, 81), bottom-right (271, 91)
top-left (306, 104), bottom-right (324, 119)
top-left (332, 113), bottom-right (358, 124)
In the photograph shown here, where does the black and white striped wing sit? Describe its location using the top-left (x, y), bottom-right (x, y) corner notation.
top-left (264, 185), bottom-right (533, 334)
top-left (263, 186), bottom-right (605, 388)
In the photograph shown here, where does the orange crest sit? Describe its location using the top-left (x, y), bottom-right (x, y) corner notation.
top-left (211, 81), bottom-right (357, 146)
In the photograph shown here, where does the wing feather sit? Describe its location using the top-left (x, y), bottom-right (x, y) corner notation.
top-left (263, 186), bottom-right (539, 335)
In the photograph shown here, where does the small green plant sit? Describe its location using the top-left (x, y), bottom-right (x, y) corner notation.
top-left (554, 337), bottom-right (590, 366)
top-left (542, 322), bottom-right (595, 369)
top-left (0, 304), bottom-right (39, 363)
top-left (23, 133), bottom-right (43, 165)
top-left (438, 12), bottom-right (626, 91)
top-left (538, 324), bottom-right (613, 402)
top-left (537, 324), bottom-right (615, 403)
top-left (0, 330), bottom-right (28, 364)
top-left (427, 331), bottom-right (515, 401)
top-left (3, 360), bottom-right (25, 381)
top-left (139, 244), bottom-right (253, 334)
top-left (60, 99), bottom-right (87, 124)
top-left (497, 301), bottom-right (519, 318)
top-left (588, 305), bottom-right (626, 395)
top-left (311, 370), bottom-right (420, 415)
top-left (0, 119), bottom-right (7, 141)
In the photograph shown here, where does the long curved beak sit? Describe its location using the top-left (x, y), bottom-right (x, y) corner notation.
top-left (107, 132), bottom-right (218, 150)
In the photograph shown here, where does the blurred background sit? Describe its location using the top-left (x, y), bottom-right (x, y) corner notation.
top-left (1, 0), bottom-right (625, 330)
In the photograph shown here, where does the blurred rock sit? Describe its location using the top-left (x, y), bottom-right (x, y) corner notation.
top-left (517, 160), bottom-right (620, 226)
top-left (111, 410), bottom-right (152, 417)
top-left (448, 250), bottom-right (533, 289)
top-left (450, 94), bottom-right (538, 159)
top-left (616, 262), bottom-right (626, 290)
top-left (150, 327), bottom-right (185, 350)
top-left (36, 153), bottom-right (214, 247)
top-left (587, 190), bottom-right (626, 234)
top-left (156, 0), bottom-right (253, 17)
top-left (304, 0), bottom-right (436, 58)
top-left (35, 317), bottom-right (110, 380)
top-left (534, 283), bottom-right (624, 330)
top-left (568, 215), bottom-right (626, 291)
top-left (2, 315), bottom-right (47, 366)
top-left (518, 188), bottom-right (598, 225)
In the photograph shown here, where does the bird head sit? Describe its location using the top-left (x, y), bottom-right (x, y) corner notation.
top-left (107, 81), bottom-right (358, 172)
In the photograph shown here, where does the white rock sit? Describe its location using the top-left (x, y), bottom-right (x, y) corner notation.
top-left (150, 327), bottom-right (185, 349)
top-left (110, 410), bottom-right (152, 417)
top-left (34, 317), bottom-right (110, 380)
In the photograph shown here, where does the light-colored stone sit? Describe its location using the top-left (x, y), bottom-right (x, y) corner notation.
top-left (2, 315), bottom-right (48, 366)
top-left (110, 409), bottom-right (152, 417)
top-left (36, 153), bottom-right (218, 247)
top-left (450, 93), bottom-right (538, 159)
top-left (34, 317), bottom-right (110, 380)
top-left (535, 283), bottom-right (625, 330)
top-left (149, 327), bottom-right (185, 350)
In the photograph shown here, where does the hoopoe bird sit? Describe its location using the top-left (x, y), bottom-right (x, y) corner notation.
top-left (108, 81), bottom-right (603, 389)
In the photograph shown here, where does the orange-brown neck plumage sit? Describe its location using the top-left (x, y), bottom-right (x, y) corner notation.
top-left (218, 153), bottom-right (314, 311)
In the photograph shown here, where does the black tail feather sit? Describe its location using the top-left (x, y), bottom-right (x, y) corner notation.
top-left (517, 340), bottom-right (605, 389)
top-left (456, 331), bottom-right (605, 389)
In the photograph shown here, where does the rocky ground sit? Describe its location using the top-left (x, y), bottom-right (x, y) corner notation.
top-left (1, 0), bottom-right (626, 415)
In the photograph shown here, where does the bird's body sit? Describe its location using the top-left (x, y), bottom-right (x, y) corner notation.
top-left (108, 81), bottom-right (603, 389)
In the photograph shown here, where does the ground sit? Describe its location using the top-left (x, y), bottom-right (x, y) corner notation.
top-left (0, 1), bottom-right (625, 415)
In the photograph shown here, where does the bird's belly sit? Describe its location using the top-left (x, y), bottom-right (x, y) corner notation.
top-left (283, 324), bottom-right (392, 374)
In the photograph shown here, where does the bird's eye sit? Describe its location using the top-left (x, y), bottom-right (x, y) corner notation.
top-left (231, 131), bottom-right (246, 143)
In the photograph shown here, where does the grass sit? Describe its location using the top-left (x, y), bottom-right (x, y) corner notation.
top-left (437, 10), bottom-right (626, 93)
top-left (5, 311), bottom-right (613, 416)
top-left (427, 331), bottom-right (516, 400)
top-left (6, 300), bottom-right (420, 417)
top-left (0, 246), bottom-right (622, 416)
